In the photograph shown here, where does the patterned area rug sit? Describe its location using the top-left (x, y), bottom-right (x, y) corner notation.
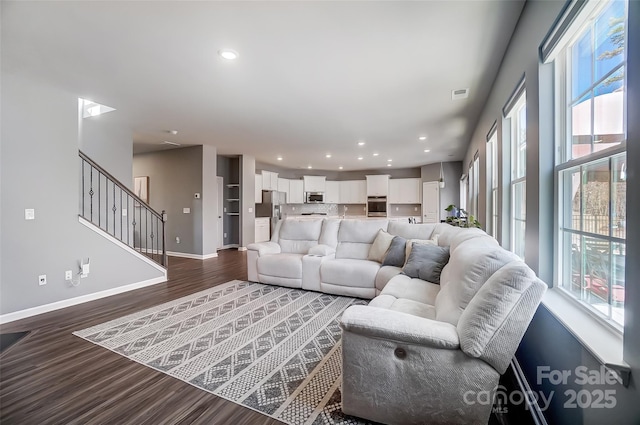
top-left (74, 280), bottom-right (371, 425)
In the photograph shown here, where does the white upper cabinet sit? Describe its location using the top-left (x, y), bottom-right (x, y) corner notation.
top-left (261, 170), bottom-right (279, 190)
top-left (277, 178), bottom-right (289, 197)
top-left (289, 180), bottom-right (304, 204)
top-left (340, 180), bottom-right (367, 204)
top-left (366, 175), bottom-right (390, 196)
top-left (303, 175), bottom-right (326, 193)
top-left (325, 181), bottom-right (340, 204)
top-left (388, 178), bottom-right (422, 204)
top-left (255, 174), bottom-right (263, 203)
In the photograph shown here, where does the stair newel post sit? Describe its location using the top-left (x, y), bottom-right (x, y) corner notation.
top-left (162, 210), bottom-right (167, 267)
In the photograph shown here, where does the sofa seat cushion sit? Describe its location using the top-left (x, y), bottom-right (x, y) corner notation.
top-left (257, 253), bottom-right (304, 279)
top-left (381, 274), bottom-right (441, 306)
top-left (375, 266), bottom-right (403, 292)
top-left (321, 259), bottom-right (380, 288)
top-left (368, 294), bottom-right (436, 320)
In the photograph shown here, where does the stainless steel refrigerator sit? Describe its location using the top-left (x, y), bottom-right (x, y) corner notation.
top-left (256, 191), bottom-right (287, 233)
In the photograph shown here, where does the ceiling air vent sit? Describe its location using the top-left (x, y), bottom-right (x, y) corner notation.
top-left (451, 88), bottom-right (469, 100)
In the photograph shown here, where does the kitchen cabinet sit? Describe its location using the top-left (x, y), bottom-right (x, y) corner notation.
top-left (255, 217), bottom-right (270, 243)
top-left (278, 178), bottom-right (290, 202)
top-left (325, 181), bottom-right (340, 204)
top-left (366, 175), bottom-right (390, 196)
top-left (255, 174), bottom-right (263, 203)
top-left (388, 178), bottom-right (422, 204)
top-left (261, 170), bottom-right (279, 191)
top-left (289, 180), bottom-right (304, 204)
top-left (303, 175), bottom-right (326, 193)
top-left (340, 180), bottom-right (367, 204)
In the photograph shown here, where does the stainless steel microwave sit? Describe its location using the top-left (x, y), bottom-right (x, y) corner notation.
top-left (305, 192), bottom-right (324, 203)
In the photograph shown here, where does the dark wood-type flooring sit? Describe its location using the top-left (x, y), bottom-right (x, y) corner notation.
top-left (0, 249), bottom-right (284, 425)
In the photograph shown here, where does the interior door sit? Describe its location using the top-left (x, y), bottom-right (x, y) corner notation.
top-left (217, 176), bottom-right (224, 249)
top-left (422, 181), bottom-right (440, 223)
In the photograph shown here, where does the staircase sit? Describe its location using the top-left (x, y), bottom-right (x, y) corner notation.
top-left (79, 151), bottom-right (167, 267)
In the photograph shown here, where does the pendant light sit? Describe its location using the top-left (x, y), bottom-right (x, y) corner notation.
top-left (439, 162), bottom-right (445, 189)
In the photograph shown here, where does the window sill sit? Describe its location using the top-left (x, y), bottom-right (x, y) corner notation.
top-left (541, 288), bottom-right (631, 387)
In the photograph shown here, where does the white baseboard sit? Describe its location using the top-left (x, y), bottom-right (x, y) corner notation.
top-left (166, 251), bottom-right (218, 260)
top-left (238, 246), bottom-right (247, 251)
top-left (0, 276), bottom-right (167, 325)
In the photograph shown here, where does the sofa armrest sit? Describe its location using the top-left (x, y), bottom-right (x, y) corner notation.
top-left (340, 305), bottom-right (459, 349)
top-left (247, 242), bottom-right (281, 256)
top-left (307, 244), bottom-right (336, 257)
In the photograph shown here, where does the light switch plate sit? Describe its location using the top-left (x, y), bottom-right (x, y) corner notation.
top-left (248, 207), bottom-right (253, 213)
top-left (122, 208), bottom-right (128, 217)
top-left (183, 208), bottom-right (190, 214)
top-left (25, 209), bottom-right (35, 220)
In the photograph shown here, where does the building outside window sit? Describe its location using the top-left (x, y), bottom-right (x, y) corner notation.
top-left (553, 0), bottom-right (627, 328)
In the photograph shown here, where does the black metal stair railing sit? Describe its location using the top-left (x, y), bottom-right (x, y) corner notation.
top-left (79, 151), bottom-right (167, 267)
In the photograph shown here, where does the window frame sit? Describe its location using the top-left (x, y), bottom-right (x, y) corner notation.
top-left (487, 130), bottom-right (499, 238)
top-left (506, 92), bottom-right (527, 259)
top-left (551, 0), bottom-right (628, 331)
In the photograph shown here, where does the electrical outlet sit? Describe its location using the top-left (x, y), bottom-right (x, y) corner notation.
top-left (176, 236), bottom-right (181, 243)
top-left (224, 233), bottom-right (227, 238)
top-left (39, 274), bottom-right (46, 286)
top-left (65, 270), bottom-right (73, 280)
top-left (194, 193), bottom-right (201, 199)
top-left (25, 209), bottom-right (35, 220)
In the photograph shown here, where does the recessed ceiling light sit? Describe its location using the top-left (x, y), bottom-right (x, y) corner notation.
top-left (373, 153), bottom-right (379, 156)
top-left (168, 130), bottom-right (178, 135)
top-left (218, 49), bottom-right (239, 60)
top-left (277, 156), bottom-right (283, 161)
top-left (387, 159), bottom-right (392, 162)
top-left (307, 165), bottom-right (312, 169)
top-left (339, 166), bottom-right (343, 170)
top-left (387, 163), bottom-right (392, 167)
top-left (419, 136), bottom-right (427, 141)
top-left (424, 149), bottom-right (430, 153)
top-left (358, 141), bottom-right (365, 146)
top-left (357, 157), bottom-right (363, 160)
top-left (326, 154), bottom-right (332, 158)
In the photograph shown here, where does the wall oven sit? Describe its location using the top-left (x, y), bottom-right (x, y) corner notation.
top-left (367, 196), bottom-right (387, 217)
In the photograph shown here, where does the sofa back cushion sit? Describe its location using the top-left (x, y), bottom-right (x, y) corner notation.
top-left (449, 228), bottom-right (493, 253)
top-left (387, 222), bottom-right (436, 240)
top-left (457, 261), bottom-right (547, 373)
top-left (430, 223), bottom-right (466, 247)
top-left (435, 238), bottom-right (520, 325)
top-left (278, 219), bottom-right (323, 254)
top-left (318, 219), bottom-right (341, 248)
top-left (335, 219), bottom-right (389, 260)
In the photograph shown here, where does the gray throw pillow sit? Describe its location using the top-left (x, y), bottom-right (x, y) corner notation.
top-left (381, 236), bottom-right (407, 267)
top-left (402, 243), bottom-right (450, 284)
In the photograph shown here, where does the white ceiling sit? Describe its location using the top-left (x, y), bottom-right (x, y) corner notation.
top-left (3, 1), bottom-right (524, 171)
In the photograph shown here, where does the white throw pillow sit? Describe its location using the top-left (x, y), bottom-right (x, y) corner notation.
top-left (367, 229), bottom-right (395, 263)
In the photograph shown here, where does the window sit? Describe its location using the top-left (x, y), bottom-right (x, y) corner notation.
top-left (506, 93), bottom-right (527, 259)
top-left (470, 153), bottom-right (480, 219)
top-left (553, 0), bottom-right (627, 328)
top-left (459, 175), bottom-right (468, 211)
top-left (487, 131), bottom-right (498, 238)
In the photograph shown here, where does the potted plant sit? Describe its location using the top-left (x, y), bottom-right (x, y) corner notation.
top-left (444, 204), bottom-right (481, 228)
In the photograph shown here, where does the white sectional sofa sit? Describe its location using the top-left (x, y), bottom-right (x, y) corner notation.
top-left (246, 218), bottom-right (546, 425)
